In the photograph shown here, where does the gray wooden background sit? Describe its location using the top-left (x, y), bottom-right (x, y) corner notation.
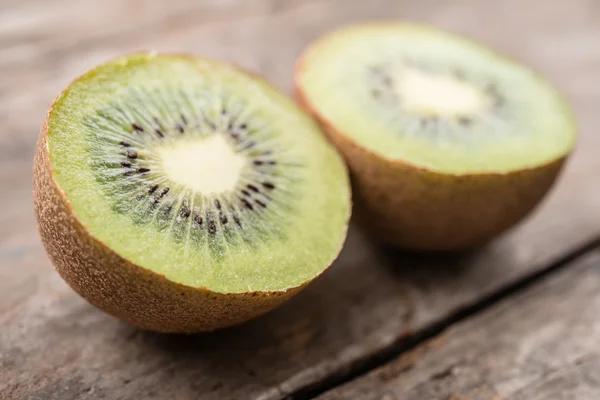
top-left (2, 0), bottom-right (600, 399)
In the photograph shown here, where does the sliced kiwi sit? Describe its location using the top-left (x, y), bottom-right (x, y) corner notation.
top-left (295, 22), bottom-right (576, 251)
top-left (34, 53), bottom-right (351, 332)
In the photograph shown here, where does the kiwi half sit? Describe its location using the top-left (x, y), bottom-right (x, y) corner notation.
top-left (294, 22), bottom-right (576, 251)
top-left (33, 53), bottom-right (351, 332)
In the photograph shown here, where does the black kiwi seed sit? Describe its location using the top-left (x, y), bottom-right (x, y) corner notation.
top-left (458, 116), bottom-right (473, 126)
top-left (132, 123), bottom-right (144, 132)
top-left (239, 123), bottom-right (247, 130)
top-left (176, 124), bottom-right (184, 133)
top-left (487, 83), bottom-right (499, 95)
top-left (194, 214), bottom-right (203, 226)
top-left (180, 206), bottom-right (191, 218)
top-left (121, 161), bottom-right (132, 168)
top-left (247, 184), bottom-right (260, 193)
top-left (120, 141), bottom-right (131, 147)
top-left (138, 167), bottom-right (150, 173)
top-left (214, 199), bottom-right (222, 210)
top-left (219, 211), bottom-right (228, 224)
top-left (160, 188), bottom-right (170, 197)
top-left (262, 182), bottom-right (275, 190)
top-left (207, 215), bottom-right (217, 234)
top-left (148, 184), bottom-right (159, 194)
top-left (155, 129), bottom-right (164, 138)
top-left (241, 198), bottom-right (253, 210)
top-left (241, 189), bottom-right (251, 197)
top-left (254, 160), bottom-right (264, 166)
top-left (242, 141), bottom-right (256, 150)
top-left (233, 214), bottom-right (242, 228)
top-left (255, 199), bottom-right (267, 208)
top-left (127, 150), bottom-right (138, 159)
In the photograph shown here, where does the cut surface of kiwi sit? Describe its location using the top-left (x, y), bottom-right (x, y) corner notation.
top-left (296, 22), bottom-right (575, 174)
top-left (35, 53), bottom-right (350, 331)
top-left (295, 22), bottom-right (576, 251)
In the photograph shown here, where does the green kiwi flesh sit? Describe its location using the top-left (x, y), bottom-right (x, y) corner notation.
top-left (36, 53), bottom-right (351, 330)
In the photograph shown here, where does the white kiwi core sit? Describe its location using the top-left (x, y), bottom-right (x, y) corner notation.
top-left (159, 134), bottom-right (246, 195)
top-left (398, 68), bottom-right (485, 116)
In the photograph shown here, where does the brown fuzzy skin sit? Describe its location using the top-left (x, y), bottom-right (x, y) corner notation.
top-left (32, 54), bottom-right (343, 333)
top-left (294, 66), bottom-right (568, 252)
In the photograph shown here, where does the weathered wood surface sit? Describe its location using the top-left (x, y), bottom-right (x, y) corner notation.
top-left (2, 0), bottom-right (600, 399)
top-left (318, 250), bottom-right (600, 400)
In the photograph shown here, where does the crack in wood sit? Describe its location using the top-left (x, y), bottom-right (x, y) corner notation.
top-left (287, 238), bottom-right (600, 400)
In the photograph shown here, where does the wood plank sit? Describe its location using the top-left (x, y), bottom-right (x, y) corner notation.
top-left (2, 0), bottom-right (600, 399)
top-left (317, 250), bottom-right (600, 400)
top-left (0, 0), bottom-right (273, 71)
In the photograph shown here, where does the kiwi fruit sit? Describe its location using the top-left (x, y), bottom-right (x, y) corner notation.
top-left (33, 53), bottom-right (351, 333)
top-left (294, 22), bottom-right (576, 251)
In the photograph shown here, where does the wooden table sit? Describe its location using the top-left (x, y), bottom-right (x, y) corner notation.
top-left (2, 0), bottom-right (600, 399)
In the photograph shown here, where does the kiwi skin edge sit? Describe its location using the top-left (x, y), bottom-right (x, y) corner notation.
top-left (293, 53), bottom-right (571, 252)
top-left (33, 53), bottom-right (349, 333)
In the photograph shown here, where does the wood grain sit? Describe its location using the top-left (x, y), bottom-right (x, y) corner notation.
top-left (317, 250), bottom-right (600, 400)
top-left (2, 0), bottom-right (600, 399)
